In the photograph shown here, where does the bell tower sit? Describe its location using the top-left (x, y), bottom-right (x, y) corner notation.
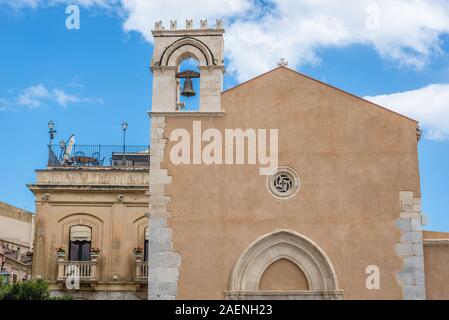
top-left (150, 19), bottom-right (224, 112)
top-left (147, 19), bottom-right (225, 300)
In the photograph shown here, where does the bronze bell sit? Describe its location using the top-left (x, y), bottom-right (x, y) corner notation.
top-left (181, 77), bottom-right (196, 97)
top-left (177, 70), bottom-right (200, 98)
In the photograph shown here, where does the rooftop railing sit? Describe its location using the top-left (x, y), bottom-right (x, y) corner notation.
top-left (48, 145), bottom-right (150, 168)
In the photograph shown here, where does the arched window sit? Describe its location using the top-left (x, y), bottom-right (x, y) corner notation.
top-left (69, 225), bottom-right (92, 261)
top-left (228, 230), bottom-right (343, 300)
top-left (144, 227), bottom-right (149, 262)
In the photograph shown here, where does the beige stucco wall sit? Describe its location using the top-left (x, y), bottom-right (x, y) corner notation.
top-left (423, 231), bottom-right (449, 300)
top-left (28, 167), bottom-right (148, 297)
top-left (0, 202), bottom-right (33, 247)
top-left (259, 258), bottom-right (309, 291)
top-left (161, 67), bottom-right (420, 299)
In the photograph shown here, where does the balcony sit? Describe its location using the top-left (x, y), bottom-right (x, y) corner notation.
top-left (48, 145), bottom-right (150, 168)
top-left (133, 252), bottom-right (148, 282)
top-left (135, 260), bottom-right (148, 282)
top-left (57, 260), bottom-right (99, 283)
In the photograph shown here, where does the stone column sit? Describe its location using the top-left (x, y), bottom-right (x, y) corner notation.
top-left (148, 116), bottom-right (181, 300)
top-left (151, 67), bottom-right (178, 112)
top-left (199, 66), bottom-right (224, 112)
top-left (395, 191), bottom-right (426, 299)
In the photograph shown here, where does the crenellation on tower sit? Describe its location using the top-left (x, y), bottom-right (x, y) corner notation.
top-left (152, 19), bottom-right (224, 32)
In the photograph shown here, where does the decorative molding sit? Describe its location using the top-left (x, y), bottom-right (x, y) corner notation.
top-left (416, 125), bottom-right (423, 142)
top-left (225, 290), bottom-right (344, 300)
top-left (58, 213), bottom-right (104, 251)
top-left (228, 229), bottom-right (341, 299)
top-left (267, 166), bottom-right (300, 200)
top-left (148, 111), bottom-right (225, 118)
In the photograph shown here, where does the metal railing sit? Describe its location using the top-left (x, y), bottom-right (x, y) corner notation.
top-left (48, 145), bottom-right (150, 167)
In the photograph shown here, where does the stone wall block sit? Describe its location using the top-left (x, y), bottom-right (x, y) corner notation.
top-left (395, 192), bottom-right (426, 300)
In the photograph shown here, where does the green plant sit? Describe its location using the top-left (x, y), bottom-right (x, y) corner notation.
top-left (0, 279), bottom-right (73, 300)
top-left (0, 279), bottom-right (50, 300)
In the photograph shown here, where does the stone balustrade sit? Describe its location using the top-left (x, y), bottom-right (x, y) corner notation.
top-left (57, 259), bottom-right (98, 282)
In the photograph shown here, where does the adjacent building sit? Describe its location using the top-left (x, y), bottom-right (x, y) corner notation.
top-left (28, 148), bottom-right (149, 299)
top-left (0, 202), bottom-right (34, 286)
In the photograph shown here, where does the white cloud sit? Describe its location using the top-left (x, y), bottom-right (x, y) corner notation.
top-left (52, 88), bottom-right (81, 107)
top-left (0, 0), bottom-right (118, 9)
top-left (3, 1), bottom-right (449, 82)
top-left (365, 84), bottom-right (449, 140)
top-left (121, 0), bottom-right (250, 42)
top-left (119, 0), bottom-right (449, 81)
top-left (4, 84), bottom-right (103, 110)
top-left (17, 84), bottom-right (50, 108)
top-left (0, 0), bottom-right (41, 9)
top-left (3, 1), bottom-right (449, 138)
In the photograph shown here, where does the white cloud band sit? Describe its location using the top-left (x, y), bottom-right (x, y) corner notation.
top-left (365, 84), bottom-right (449, 140)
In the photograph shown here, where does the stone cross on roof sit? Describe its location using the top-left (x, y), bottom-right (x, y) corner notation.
top-left (277, 58), bottom-right (288, 67)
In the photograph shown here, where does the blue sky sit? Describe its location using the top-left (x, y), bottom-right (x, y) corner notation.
top-left (0, 1), bottom-right (448, 231)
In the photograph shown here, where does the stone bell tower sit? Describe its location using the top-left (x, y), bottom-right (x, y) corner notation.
top-left (150, 19), bottom-right (225, 112)
top-left (147, 19), bottom-right (225, 300)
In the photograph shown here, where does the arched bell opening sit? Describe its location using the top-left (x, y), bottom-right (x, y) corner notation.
top-left (177, 57), bottom-right (200, 111)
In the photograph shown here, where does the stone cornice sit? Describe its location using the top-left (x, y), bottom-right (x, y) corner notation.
top-left (27, 184), bottom-right (148, 192)
top-left (423, 239), bottom-right (449, 246)
top-left (148, 111), bottom-right (225, 117)
top-left (38, 167), bottom-right (149, 173)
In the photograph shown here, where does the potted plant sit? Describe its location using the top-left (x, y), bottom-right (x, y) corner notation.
top-left (133, 247), bottom-right (144, 260)
top-left (56, 247), bottom-right (66, 258)
top-left (90, 248), bottom-right (101, 260)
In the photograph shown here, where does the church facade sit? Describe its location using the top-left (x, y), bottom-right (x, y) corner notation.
top-left (28, 19), bottom-right (449, 300)
top-left (146, 20), bottom-right (449, 300)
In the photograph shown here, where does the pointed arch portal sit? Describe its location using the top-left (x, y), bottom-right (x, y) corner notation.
top-left (227, 230), bottom-right (344, 300)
